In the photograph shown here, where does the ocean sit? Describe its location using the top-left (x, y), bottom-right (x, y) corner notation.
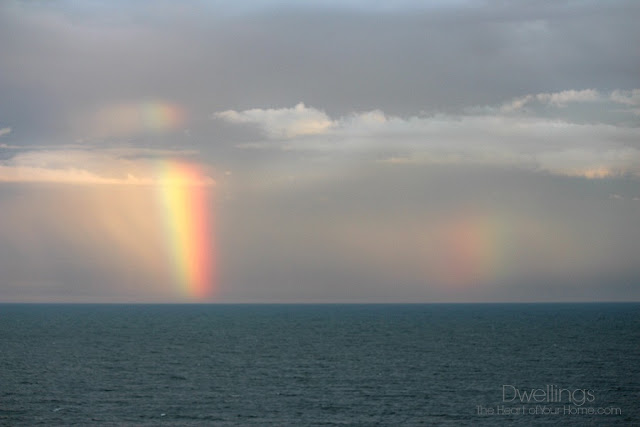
top-left (1, 303), bottom-right (638, 425)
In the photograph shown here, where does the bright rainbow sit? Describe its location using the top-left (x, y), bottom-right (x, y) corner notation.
top-left (157, 161), bottom-right (215, 299)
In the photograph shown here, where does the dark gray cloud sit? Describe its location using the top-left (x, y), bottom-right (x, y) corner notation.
top-left (1, 0), bottom-right (638, 135)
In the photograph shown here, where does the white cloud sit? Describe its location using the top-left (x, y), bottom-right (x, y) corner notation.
top-left (535, 89), bottom-right (600, 107)
top-left (610, 89), bottom-right (640, 106)
top-left (536, 147), bottom-right (640, 179)
top-left (0, 127), bottom-right (12, 137)
top-left (0, 149), bottom-right (215, 186)
top-left (216, 92), bottom-right (640, 179)
top-left (501, 89), bottom-right (601, 112)
top-left (0, 165), bottom-right (147, 185)
top-left (500, 95), bottom-right (534, 113)
top-left (214, 103), bottom-right (333, 138)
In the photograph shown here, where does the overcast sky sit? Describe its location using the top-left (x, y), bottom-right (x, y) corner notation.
top-left (1, 0), bottom-right (639, 302)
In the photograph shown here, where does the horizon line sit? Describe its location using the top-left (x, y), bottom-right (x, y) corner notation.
top-left (1, 301), bottom-right (639, 305)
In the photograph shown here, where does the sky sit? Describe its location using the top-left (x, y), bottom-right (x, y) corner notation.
top-left (0, 0), bottom-right (639, 302)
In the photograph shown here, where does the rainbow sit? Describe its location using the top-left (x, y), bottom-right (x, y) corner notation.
top-left (430, 210), bottom-right (512, 288)
top-left (139, 102), bottom-right (185, 133)
top-left (92, 101), bottom-right (185, 136)
top-left (157, 161), bottom-right (215, 300)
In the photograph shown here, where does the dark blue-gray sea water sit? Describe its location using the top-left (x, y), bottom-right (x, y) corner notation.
top-left (1, 303), bottom-right (639, 426)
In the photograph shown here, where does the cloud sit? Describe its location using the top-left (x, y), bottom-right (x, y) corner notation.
top-left (0, 148), bottom-right (215, 186)
top-left (501, 89), bottom-right (601, 112)
top-left (610, 89), bottom-right (640, 106)
top-left (499, 95), bottom-right (535, 113)
top-left (536, 148), bottom-right (640, 179)
top-left (536, 89), bottom-right (600, 107)
top-left (0, 165), bottom-right (146, 185)
top-left (214, 103), bottom-right (333, 138)
top-left (216, 91), bottom-right (640, 179)
top-left (0, 127), bottom-right (11, 137)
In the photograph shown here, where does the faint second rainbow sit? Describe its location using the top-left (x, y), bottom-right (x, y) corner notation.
top-left (89, 101), bottom-right (186, 137)
top-left (139, 102), bottom-right (185, 133)
top-left (428, 210), bottom-right (513, 289)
